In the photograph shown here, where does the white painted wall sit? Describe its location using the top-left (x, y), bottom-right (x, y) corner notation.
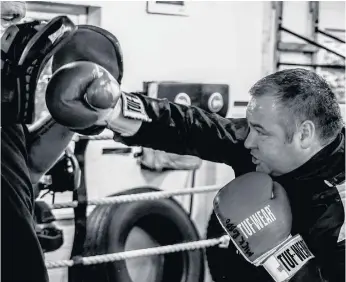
top-left (61, 1), bottom-right (268, 117)
top-left (57, 1), bottom-right (345, 115)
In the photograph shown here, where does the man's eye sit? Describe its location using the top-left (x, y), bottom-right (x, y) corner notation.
top-left (256, 129), bottom-right (266, 136)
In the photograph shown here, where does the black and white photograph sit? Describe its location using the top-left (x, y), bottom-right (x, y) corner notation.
top-left (1, 1), bottom-right (345, 282)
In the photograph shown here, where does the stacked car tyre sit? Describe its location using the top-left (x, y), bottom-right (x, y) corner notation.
top-left (74, 187), bottom-right (205, 282)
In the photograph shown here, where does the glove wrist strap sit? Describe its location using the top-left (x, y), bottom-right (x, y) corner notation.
top-left (105, 94), bottom-right (142, 136)
top-left (262, 234), bottom-right (314, 282)
top-left (120, 92), bottom-right (151, 122)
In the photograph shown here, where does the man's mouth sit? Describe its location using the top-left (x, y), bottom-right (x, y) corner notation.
top-left (251, 155), bottom-right (260, 165)
top-left (1, 15), bottom-right (17, 21)
top-left (1, 1), bottom-right (26, 23)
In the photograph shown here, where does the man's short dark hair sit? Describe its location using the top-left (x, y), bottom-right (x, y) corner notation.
top-left (249, 68), bottom-right (344, 145)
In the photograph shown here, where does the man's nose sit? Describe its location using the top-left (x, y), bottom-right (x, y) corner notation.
top-left (244, 130), bottom-right (257, 149)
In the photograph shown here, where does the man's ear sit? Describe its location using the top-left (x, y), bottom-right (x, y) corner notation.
top-left (298, 120), bottom-right (316, 149)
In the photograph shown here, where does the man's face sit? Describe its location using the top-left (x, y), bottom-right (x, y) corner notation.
top-left (1, 1), bottom-right (26, 36)
top-left (1, 1), bottom-right (26, 98)
top-left (245, 95), bottom-right (304, 176)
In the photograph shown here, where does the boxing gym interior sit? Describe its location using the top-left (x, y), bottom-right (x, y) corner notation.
top-left (2, 1), bottom-right (345, 282)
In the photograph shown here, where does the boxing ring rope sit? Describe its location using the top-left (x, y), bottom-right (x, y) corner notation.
top-left (74, 134), bottom-right (115, 141)
top-left (45, 236), bottom-right (230, 269)
top-left (46, 184), bottom-right (226, 269)
top-left (46, 134), bottom-right (226, 269)
top-left (49, 184), bottom-right (221, 209)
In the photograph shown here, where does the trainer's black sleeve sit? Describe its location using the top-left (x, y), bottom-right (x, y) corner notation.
top-left (1, 125), bottom-right (49, 282)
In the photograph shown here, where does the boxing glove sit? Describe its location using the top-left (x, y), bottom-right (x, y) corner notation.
top-left (213, 172), bottom-right (315, 282)
top-left (45, 61), bottom-right (120, 131)
top-left (46, 61), bottom-right (143, 136)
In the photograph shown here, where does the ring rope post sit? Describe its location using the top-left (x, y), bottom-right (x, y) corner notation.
top-left (46, 236), bottom-right (229, 269)
top-left (68, 138), bottom-right (89, 282)
top-left (50, 184), bottom-right (222, 209)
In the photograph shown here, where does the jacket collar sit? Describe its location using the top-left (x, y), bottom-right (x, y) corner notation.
top-left (275, 127), bottom-right (345, 186)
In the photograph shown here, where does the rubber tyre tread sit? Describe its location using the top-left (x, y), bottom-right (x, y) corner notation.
top-left (77, 186), bottom-right (204, 282)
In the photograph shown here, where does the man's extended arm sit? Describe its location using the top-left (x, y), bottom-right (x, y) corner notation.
top-left (45, 61), bottom-right (253, 171)
top-left (113, 94), bottom-right (252, 168)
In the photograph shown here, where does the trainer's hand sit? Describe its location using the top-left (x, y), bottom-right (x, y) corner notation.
top-left (46, 61), bottom-right (121, 132)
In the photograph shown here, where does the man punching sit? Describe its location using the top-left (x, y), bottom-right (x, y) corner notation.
top-left (46, 53), bottom-right (344, 281)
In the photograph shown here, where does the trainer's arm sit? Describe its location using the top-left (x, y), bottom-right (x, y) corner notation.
top-left (25, 115), bottom-right (75, 184)
top-left (112, 93), bottom-right (252, 168)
